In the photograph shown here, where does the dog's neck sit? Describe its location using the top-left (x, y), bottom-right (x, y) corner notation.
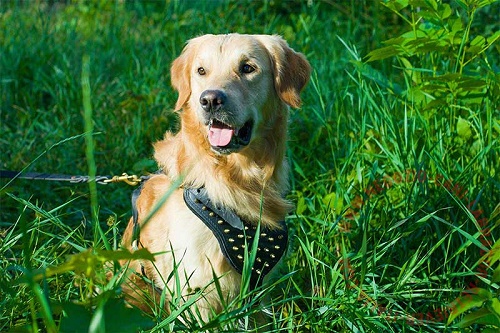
top-left (154, 105), bottom-right (292, 229)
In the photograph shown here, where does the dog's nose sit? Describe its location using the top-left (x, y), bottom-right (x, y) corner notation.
top-left (200, 90), bottom-right (226, 112)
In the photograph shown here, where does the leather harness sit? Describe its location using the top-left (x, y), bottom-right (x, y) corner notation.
top-left (131, 184), bottom-right (288, 287)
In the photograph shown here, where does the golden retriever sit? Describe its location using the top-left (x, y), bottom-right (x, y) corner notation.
top-left (119, 33), bottom-right (311, 320)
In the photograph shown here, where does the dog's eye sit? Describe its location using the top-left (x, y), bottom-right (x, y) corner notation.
top-left (241, 64), bottom-right (255, 74)
top-left (197, 67), bottom-right (206, 75)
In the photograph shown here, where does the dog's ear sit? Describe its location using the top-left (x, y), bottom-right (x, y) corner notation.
top-left (171, 43), bottom-right (193, 111)
top-left (262, 35), bottom-right (311, 108)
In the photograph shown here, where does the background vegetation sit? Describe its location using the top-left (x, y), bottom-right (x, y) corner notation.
top-left (1, 0), bottom-right (499, 332)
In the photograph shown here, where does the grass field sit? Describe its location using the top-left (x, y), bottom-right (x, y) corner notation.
top-left (1, 0), bottom-right (499, 332)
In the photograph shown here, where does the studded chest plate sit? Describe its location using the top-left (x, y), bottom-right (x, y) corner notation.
top-left (183, 187), bottom-right (288, 285)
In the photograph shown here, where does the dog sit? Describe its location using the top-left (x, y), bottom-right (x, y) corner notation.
top-left (119, 33), bottom-right (311, 320)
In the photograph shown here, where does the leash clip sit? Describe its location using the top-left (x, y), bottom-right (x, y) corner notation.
top-left (104, 173), bottom-right (142, 186)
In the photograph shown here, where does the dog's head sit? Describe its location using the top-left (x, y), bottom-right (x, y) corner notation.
top-left (170, 34), bottom-right (311, 155)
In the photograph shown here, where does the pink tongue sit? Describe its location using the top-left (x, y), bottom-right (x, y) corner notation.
top-left (209, 124), bottom-right (234, 147)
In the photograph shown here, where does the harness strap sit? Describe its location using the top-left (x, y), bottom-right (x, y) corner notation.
top-left (131, 185), bottom-right (142, 251)
top-left (129, 181), bottom-right (288, 288)
top-left (130, 184), bottom-right (148, 278)
top-left (183, 187), bottom-right (288, 286)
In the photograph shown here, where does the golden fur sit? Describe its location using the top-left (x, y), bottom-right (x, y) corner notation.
top-left (120, 33), bottom-right (311, 318)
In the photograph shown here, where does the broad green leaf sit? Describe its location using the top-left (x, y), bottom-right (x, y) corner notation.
top-left (401, 30), bottom-right (428, 40)
top-left (59, 298), bottom-right (154, 333)
top-left (323, 192), bottom-right (343, 215)
top-left (488, 239), bottom-right (500, 265)
top-left (424, 99), bottom-right (447, 110)
top-left (17, 248), bottom-right (155, 283)
top-left (365, 45), bottom-right (401, 62)
top-left (380, 36), bottom-right (407, 46)
top-left (296, 195), bottom-right (307, 215)
top-left (447, 288), bottom-right (492, 324)
top-left (420, 83), bottom-right (448, 93)
top-left (440, 4), bottom-right (452, 19)
top-left (382, 0), bottom-right (409, 12)
top-left (467, 36), bottom-right (486, 55)
top-left (100, 297), bottom-right (155, 332)
top-left (428, 0), bottom-right (438, 10)
top-left (483, 329), bottom-right (500, 333)
top-left (490, 298), bottom-right (500, 316)
top-left (478, 0), bottom-right (499, 8)
top-left (59, 302), bottom-right (92, 333)
top-left (487, 30), bottom-right (500, 45)
top-left (470, 35), bottom-right (486, 47)
top-left (412, 40), bottom-right (447, 53)
top-left (404, 86), bottom-right (429, 104)
top-left (457, 307), bottom-right (500, 328)
top-left (456, 77), bottom-right (487, 91)
top-left (430, 73), bottom-right (461, 82)
top-left (399, 57), bottom-right (412, 69)
top-left (457, 117), bottom-right (472, 140)
top-left (450, 18), bottom-right (464, 36)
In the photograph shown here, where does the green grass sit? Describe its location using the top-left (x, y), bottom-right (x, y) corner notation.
top-left (1, 0), bottom-right (499, 332)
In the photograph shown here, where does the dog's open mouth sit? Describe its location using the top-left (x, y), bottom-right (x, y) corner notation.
top-left (208, 119), bottom-right (253, 153)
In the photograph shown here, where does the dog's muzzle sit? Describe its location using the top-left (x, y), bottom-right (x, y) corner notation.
top-left (200, 90), bottom-right (253, 154)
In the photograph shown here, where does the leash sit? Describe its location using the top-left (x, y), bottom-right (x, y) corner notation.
top-left (3, 168), bottom-right (289, 287)
top-left (0, 170), bottom-right (150, 186)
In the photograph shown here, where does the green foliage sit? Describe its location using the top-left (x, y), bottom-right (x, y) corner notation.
top-left (366, 0), bottom-right (500, 111)
top-left (364, 0), bottom-right (499, 164)
top-left (18, 248), bottom-right (155, 284)
top-left (448, 213), bottom-right (500, 331)
top-left (57, 296), bottom-right (154, 333)
top-left (1, 0), bottom-right (499, 332)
